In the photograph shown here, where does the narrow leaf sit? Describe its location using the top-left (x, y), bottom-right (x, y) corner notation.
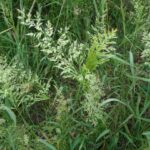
top-left (38, 139), bottom-right (57, 150)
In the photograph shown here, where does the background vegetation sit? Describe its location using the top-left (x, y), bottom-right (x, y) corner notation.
top-left (0, 0), bottom-right (150, 149)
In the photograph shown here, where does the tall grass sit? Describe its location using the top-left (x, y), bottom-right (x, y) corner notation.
top-left (0, 0), bottom-right (150, 149)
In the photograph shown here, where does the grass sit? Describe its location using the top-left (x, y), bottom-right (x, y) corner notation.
top-left (0, 0), bottom-right (150, 149)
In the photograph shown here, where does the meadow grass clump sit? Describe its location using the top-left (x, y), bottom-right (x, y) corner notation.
top-left (0, 0), bottom-right (150, 150)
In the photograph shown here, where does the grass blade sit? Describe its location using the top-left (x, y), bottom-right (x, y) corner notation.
top-left (38, 139), bottom-right (57, 150)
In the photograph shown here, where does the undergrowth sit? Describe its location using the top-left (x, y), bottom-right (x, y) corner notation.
top-left (0, 0), bottom-right (150, 150)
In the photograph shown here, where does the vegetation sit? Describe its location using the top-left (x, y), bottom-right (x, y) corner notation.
top-left (0, 0), bottom-right (150, 149)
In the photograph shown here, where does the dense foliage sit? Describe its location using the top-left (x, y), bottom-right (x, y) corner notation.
top-left (0, 0), bottom-right (150, 149)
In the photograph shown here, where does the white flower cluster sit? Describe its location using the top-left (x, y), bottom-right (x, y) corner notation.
top-left (82, 73), bottom-right (104, 126)
top-left (141, 32), bottom-right (150, 67)
top-left (18, 9), bottom-right (86, 80)
top-left (0, 56), bottom-right (49, 108)
top-left (131, 0), bottom-right (145, 24)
